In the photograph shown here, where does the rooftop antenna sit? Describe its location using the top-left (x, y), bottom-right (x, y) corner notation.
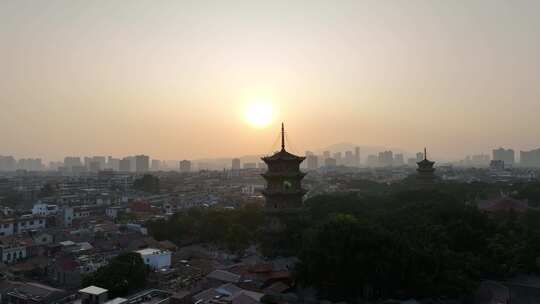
top-left (281, 122), bottom-right (285, 151)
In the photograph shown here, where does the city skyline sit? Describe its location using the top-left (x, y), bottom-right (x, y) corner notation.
top-left (3, 1), bottom-right (540, 161)
top-left (4, 144), bottom-right (540, 171)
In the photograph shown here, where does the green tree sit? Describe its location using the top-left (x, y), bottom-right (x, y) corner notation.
top-left (82, 253), bottom-right (148, 298)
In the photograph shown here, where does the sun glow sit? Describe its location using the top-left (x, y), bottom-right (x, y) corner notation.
top-left (244, 101), bottom-right (274, 128)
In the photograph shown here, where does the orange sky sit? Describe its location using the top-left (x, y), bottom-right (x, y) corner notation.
top-left (1, 1), bottom-right (540, 161)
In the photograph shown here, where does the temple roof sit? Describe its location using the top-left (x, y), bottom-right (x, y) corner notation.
top-left (262, 149), bottom-right (305, 162)
top-left (417, 158), bottom-right (435, 166)
top-left (261, 123), bottom-right (305, 162)
top-left (417, 147), bottom-right (435, 167)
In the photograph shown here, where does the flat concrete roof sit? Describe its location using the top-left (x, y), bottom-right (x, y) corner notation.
top-left (79, 285), bottom-right (108, 295)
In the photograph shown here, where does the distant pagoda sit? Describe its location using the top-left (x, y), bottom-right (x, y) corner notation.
top-left (261, 123), bottom-right (307, 209)
top-left (416, 148), bottom-right (436, 184)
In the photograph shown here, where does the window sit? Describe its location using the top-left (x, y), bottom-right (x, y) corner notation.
top-left (283, 180), bottom-right (292, 190)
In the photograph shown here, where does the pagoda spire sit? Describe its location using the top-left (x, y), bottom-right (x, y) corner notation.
top-left (424, 147), bottom-right (427, 160)
top-left (281, 122), bottom-right (285, 151)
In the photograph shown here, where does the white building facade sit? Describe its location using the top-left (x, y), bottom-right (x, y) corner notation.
top-left (135, 248), bottom-right (171, 270)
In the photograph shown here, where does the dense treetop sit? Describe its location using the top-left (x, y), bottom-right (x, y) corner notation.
top-left (146, 181), bottom-right (540, 301)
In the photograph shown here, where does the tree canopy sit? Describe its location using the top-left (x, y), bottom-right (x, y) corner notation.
top-left (82, 252), bottom-right (148, 298)
top-left (146, 204), bottom-right (263, 253)
top-left (145, 180), bottom-right (540, 301)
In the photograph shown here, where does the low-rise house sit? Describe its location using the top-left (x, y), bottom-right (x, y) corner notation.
top-left (0, 280), bottom-right (70, 304)
top-left (128, 200), bottom-right (153, 213)
top-left (32, 202), bottom-right (59, 216)
top-left (49, 254), bottom-right (106, 289)
top-left (32, 231), bottom-right (54, 246)
top-left (105, 206), bottom-right (125, 219)
top-left (79, 285), bottom-right (109, 304)
top-left (16, 215), bottom-right (47, 234)
top-left (135, 248), bottom-right (171, 270)
top-left (0, 215), bottom-right (47, 236)
top-left (0, 236), bottom-right (30, 264)
top-left (193, 283), bottom-right (264, 304)
top-left (59, 240), bottom-right (94, 255)
top-left (0, 218), bottom-right (15, 236)
top-left (207, 269), bottom-right (242, 287)
top-left (73, 207), bottom-right (92, 219)
top-left (6, 256), bottom-right (49, 277)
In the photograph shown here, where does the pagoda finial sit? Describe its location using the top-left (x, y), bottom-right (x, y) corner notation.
top-left (281, 122), bottom-right (285, 151)
top-left (424, 147), bottom-right (427, 160)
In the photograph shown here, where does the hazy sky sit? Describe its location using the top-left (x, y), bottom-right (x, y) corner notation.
top-left (2, 0), bottom-right (540, 161)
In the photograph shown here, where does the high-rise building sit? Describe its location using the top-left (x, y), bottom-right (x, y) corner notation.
top-left (82, 156), bottom-right (105, 170)
top-left (471, 154), bottom-right (490, 166)
top-left (72, 165), bottom-right (87, 174)
top-left (92, 156), bottom-right (107, 170)
top-left (107, 157), bottom-right (120, 171)
top-left (378, 151), bottom-right (394, 167)
top-left (416, 152), bottom-right (424, 162)
top-left (49, 161), bottom-right (63, 171)
top-left (492, 148), bottom-right (515, 165)
top-left (197, 162), bottom-right (211, 171)
top-left (232, 158), bottom-right (241, 170)
top-left (84, 157), bottom-right (92, 168)
top-left (354, 147), bottom-right (361, 167)
top-left (333, 152), bottom-right (342, 166)
top-left (323, 151), bottom-right (331, 159)
top-left (135, 155), bottom-right (150, 172)
top-left (520, 149), bottom-right (540, 167)
top-left (394, 153), bottom-right (404, 166)
top-left (119, 157), bottom-right (131, 172)
top-left (88, 161), bottom-right (101, 172)
top-left (344, 151), bottom-right (354, 166)
top-left (127, 156), bottom-right (135, 171)
top-left (64, 157), bottom-right (82, 168)
top-left (17, 158), bottom-right (43, 171)
top-left (307, 154), bottom-right (319, 171)
top-left (151, 159), bottom-right (161, 171)
top-left (261, 123), bottom-right (306, 209)
top-left (0, 156), bottom-right (17, 171)
top-left (179, 160), bottom-right (191, 173)
top-left (324, 157), bottom-right (337, 168)
top-left (367, 155), bottom-right (378, 167)
top-left (243, 162), bottom-right (257, 169)
top-left (489, 160), bottom-right (505, 171)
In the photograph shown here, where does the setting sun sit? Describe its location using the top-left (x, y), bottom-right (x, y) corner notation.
top-left (244, 102), bottom-right (273, 128)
